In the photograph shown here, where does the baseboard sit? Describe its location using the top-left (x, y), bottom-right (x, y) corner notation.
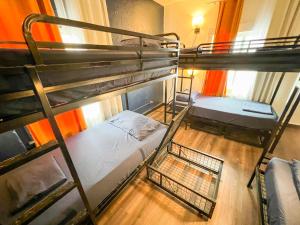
top-left (288, 123), bottom-right (300, 128)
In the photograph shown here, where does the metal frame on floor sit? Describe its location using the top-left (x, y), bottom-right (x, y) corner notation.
top-left (0, 14), bottom-right (179, 225)
top-left (147, 107), bottom-right (223, 219)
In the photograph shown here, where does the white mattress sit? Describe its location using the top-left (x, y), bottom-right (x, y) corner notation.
top-left (0, 112), bottom-right (166, 225)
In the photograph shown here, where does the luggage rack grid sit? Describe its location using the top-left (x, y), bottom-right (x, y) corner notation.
top-left (147, 142), bottom-right (223, 218)
top-left (169, 141), bottom-right (222, 174)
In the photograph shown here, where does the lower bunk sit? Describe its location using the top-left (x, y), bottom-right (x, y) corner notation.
top-left (256, 157), bottom-right (300, 225)
top-left (0, 110), bottom-right (167, 225)
top-left (169, 92), bottom-right (277, 147)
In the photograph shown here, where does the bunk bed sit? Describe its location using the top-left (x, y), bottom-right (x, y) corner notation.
top-left (247, 86), bottom-right (300, 225)
top-left (179, 35), bottom-right (300, 72)
top-left (164, 69), bottom-right (283, 147)
top-left (174, 36), bottom-right (300, 146)
top-left (0, 14), bottom-right (180, 225)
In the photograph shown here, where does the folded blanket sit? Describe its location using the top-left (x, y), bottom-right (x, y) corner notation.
top-left (242, 101), bottom-right (273, 115)
top-left (109, 110), bottom-right (160, 141)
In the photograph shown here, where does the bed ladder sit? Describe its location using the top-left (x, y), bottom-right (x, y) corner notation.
top-left (247, 85), bottom-right (300, 188)
top-left (164, 68), bottom-right (193, 123)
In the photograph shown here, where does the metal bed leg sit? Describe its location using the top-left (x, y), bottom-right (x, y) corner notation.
top-left (270, 72), bottom-right (285, 105)
top-left (164, 80), bottom-right (168, 123)
top-left (125, 93), bottom-right (129, 110)
top-left (172, 77), bottom-right (177, 118)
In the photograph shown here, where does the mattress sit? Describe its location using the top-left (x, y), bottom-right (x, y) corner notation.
top-left (0, 111), bottom-right (167, 225)
top-left (189, 96), bottom-right (277, 130)
top-left (265, 158), bottom-right (300, 225)
top-left (0, 48), bottom-right (176, 121)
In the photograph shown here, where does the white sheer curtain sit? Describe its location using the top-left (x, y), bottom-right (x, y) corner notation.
top-left (53, 0), bottom-right (123, 127)
top-left (226, 32), bottom-right (258, 100)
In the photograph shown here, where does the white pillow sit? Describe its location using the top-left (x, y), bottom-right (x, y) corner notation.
top-left (109, 110), bottom-right (160, 141)
top-left (4, 156), bottom-right (66, 214)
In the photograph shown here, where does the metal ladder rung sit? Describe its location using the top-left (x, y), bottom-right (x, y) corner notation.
top-left (66, 209), bottom-right (89, 225)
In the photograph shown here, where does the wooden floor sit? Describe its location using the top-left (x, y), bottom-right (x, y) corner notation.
top-left (97, 107), bottom-right (300, 225)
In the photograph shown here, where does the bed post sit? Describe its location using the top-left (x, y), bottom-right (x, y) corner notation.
top-left (164, 80), bottom-right (168, 123)
top-left (188, 70), bottom-right (194, 102)
top-left (125, 93), bottom-right (129, 110)
top-left (172, 77), bottom-right (177, 118)
top-left (270, 72), bottom-right (285, 105)
top-left (268, 89), bottom-right (300, 153)
top-left (247, 86), bottom-right (300, 187)
top-left (180, 68), bottom-right (184, 92)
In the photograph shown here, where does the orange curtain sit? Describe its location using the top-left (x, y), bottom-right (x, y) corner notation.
top-left (202, 0), bottom-right (244, 96)
top-left (0, 0), bottom-right (87, 145)
top-left (28, 109), bottom-right (87, 146)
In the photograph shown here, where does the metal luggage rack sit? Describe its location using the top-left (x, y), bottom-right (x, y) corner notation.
top-left (147, 141), bottom-right (223, 218)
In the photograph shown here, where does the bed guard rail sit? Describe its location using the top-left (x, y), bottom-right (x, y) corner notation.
top-left (195, 35), bottom-right (300, 54)
top-left (22, 14), bottom-right (180, 65)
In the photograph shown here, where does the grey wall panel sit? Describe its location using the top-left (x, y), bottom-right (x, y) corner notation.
top-left (106, 0), bottom-right (164, 113)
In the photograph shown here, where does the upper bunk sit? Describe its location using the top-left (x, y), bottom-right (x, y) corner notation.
top-left (179, 35), bottom-right (300, 72)
top-left (0, 14), bottom-right (180, 133)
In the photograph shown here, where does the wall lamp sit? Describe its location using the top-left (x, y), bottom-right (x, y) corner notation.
top-left (192, 14), bottom-right (204, 34)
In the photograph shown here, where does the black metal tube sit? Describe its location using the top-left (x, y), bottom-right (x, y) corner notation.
top-left (270, 72), bottom-right (285, 105)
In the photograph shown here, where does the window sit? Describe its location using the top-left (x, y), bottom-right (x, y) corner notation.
top-left (226, 32), bottom-right (257, 100)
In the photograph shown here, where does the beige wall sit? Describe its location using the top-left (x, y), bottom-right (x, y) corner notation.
top-left (164, 0), bottom-right (219, 94)
top-left (164, 0), bottom-right (219, 47)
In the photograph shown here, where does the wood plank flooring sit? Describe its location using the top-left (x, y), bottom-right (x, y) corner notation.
top-left (97, 107), bottom-right (300, 225)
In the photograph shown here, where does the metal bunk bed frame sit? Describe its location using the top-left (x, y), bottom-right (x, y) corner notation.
top-left (247, 85), bottom-right (300, 225)
top-left (178, 68), bottom-right (286, 147)
top-left (176, 35), bottom-right (300, 147)
top-left (0, 14), bottom-right (180, 225)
